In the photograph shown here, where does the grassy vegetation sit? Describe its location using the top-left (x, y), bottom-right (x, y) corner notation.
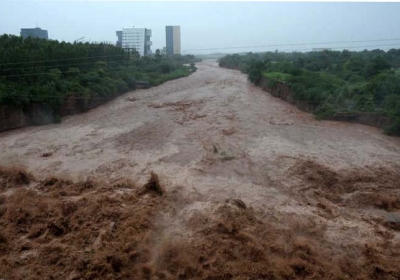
top-left (262, 72), bottom-right (292, 82)
top-left (0, 34), bottom-right (199, 114)
top-left (219, 50), bottom-right (400, 135)
top-left (147, 67), bottom-right (194, 86)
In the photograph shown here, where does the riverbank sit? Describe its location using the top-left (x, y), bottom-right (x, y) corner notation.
top-left (0, 68), bottom-right (194, 132)
top-left (256, 75), bottom-right (394, 132)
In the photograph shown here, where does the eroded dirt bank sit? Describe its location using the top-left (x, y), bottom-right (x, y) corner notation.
top-left (1, 61), bottom-right (400, 279)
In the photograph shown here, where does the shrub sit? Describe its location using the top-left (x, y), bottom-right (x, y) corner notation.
top-left (218, 50), bottom-right (400, 135)
top-left (314, 102), bottom-right (338, 120)
top-left (0, 35), bottom-right (196, 124)
top-left (115, 79), bottom-right (129, 93)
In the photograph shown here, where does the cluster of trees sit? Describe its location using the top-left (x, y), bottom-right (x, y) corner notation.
top-left (0, 34), bottom-right (199, 112)
top-left (219, 49), bottom-right (400, 135)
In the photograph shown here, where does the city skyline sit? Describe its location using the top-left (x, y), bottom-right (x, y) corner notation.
top-left (1, 2), bottom-right (400, 54)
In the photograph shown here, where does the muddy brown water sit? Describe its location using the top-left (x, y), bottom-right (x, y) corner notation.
top-left (1, 61), bottom-right (400, 278)
top-left (1, 61), bottom-right (399, 183)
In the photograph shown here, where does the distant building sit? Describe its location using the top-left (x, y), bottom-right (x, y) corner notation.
top-left (116, 31), bottom-right (122, 47)
top-left (312, 48), bottom-right (332, 52)
top-left (166, 26), bottom-right (181, 55)
top-left (115, 27), bottom-right (152, 56)
top-left (20, 27), bottom-right (48, 39)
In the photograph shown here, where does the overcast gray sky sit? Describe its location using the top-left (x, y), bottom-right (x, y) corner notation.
top-left (1, 1), bottom-right (400, 54)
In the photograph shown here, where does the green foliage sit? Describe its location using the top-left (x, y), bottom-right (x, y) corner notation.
top-left (262, 72), bottom-right (292, 82)
top-left (148, 67), bottom-right (191, 86)
top-left (383, 94), bottom-right (400, 135)
top-left (0, 34), bottom-right (196, 116)
top-left (267, 79), bottom-right (278, 89)
top-left (94, 61), bottom-right (108, 70)
top-left (65, 67), bottom-right (80, 79)
top-left (219, 49), bottom-right (400, 133)
top-left (115, 79), bottom-right (129, 94)
top-left (247, 60), bottom-right (265, 83)
top-left (362, 56), bottom-right (391, 78)
top-left (47, 68), bottom-right (62, 81)
top-left (160, 63), bottom-right (172, 74)
top-left (314, 102), bottom-right (338, 120)
top-left (0, 89), bottom-right (29, 107)
top-left (219, 54), bottom-right (248, 70)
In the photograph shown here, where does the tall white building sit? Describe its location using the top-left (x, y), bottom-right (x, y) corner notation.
top-left (116, 27), bottom-right (152, 56)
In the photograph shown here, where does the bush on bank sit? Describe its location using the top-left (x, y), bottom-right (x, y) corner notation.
top-left (219, 50), bottom-right (400, 135)
top-left (0, 35), bottom-right (200, 115)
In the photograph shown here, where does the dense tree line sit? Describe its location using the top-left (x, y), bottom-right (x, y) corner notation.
top-left (219, 50), bottom-right (400, 135)
top-left (0, 35), bottom-right (199, 112)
